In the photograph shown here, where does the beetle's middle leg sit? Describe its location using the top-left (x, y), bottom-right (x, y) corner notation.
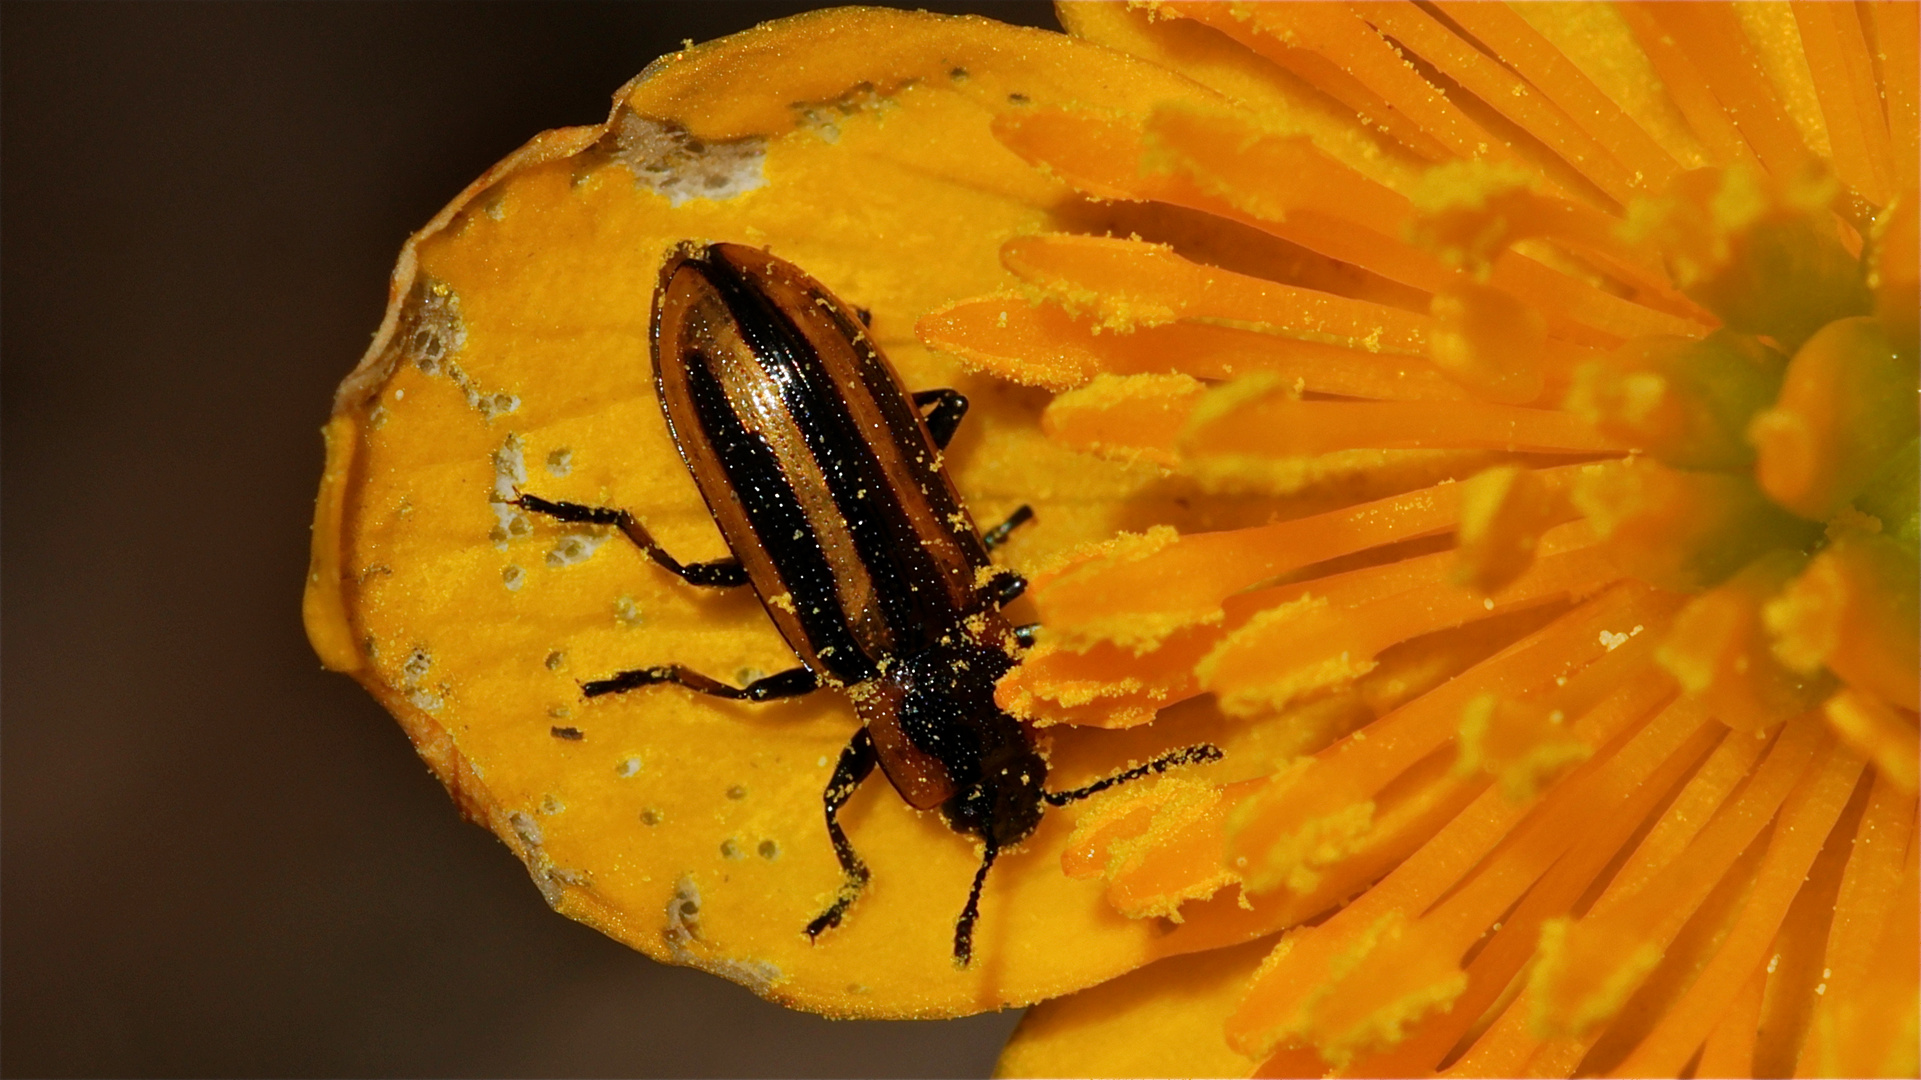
top-left (513, 493), bottom-right (747, 587)
top-left (806, 727), bottom-right (878, 941)
top-left (913, 388), bottom-right (969, 449)
top-left (584, 664), bottom-right (818, 701)
top-left (981, 504), bottom-right (1034, 550)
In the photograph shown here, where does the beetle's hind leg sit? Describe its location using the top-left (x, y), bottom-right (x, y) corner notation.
top-left (806, 727), bottom-right (878, 941)
top-left (584, 664), bottom-right (818, 701)
top-left (912, 388), bottom-right (969, 449)
top-left (1042, 744), bottom-right (1225, 806)
top-left (513, 493), bottom-right (747, 587)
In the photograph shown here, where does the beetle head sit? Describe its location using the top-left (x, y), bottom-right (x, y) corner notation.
top-left (939, 714), bottom-right (1048, 849)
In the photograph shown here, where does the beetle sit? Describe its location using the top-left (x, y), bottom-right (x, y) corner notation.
top-left (514, 242), bottom-right (1221, 965)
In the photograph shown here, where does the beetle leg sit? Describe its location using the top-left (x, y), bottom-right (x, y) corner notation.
top-left (513, 493), bottom-right (748, 587)
top-left (952, 838), bottom-right (1000, 968)
top-left (982, 568), bottom-right (1027, 607)
top-left (806, 727), bottom-right (878, 940)
top-left (583, 664), bottom-right (818, 701)
top-left (1042, 743), bottom-right (1225, 806)
top-left (1012, 623), bottom-right (1041, 648)
top-left (912, 388), bottom-right (970, 449)
top-left (981, 504), bottom-right (1034, 550)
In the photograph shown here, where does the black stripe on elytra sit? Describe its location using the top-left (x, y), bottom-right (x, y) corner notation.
top-left (681, 351), bottom-right (880, 684)
top-left (702, 258), bottom-right (981, 655)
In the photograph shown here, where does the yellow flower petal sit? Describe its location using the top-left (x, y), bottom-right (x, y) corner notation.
top-left (306, 7), bottom-right (1300, 1017)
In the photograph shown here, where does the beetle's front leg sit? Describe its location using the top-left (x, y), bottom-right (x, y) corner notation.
top-left (805, 727), bottom-right (877, 940)
top-left (1043, 743), bottom-right (1225, 805)
top-left (512, 493), bottom-right (747, 587)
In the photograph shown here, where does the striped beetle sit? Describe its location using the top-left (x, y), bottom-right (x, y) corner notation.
top-left (516, 243), bottom-right (1221, 966)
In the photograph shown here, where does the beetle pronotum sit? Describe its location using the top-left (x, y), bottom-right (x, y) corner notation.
top-left (517, 242), bottom-right (1221, 966)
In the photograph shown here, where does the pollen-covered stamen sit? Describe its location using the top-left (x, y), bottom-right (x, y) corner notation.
top-left (1763, 530), bottom-right (1921, 712)
top-left (1001, 233), bottom-right (1432, 353)
top-left (1198, 522), bottom-right (1622, 718)
top-left (1570, 456), bottom-right (1823, 593)
top-left (920, 296), bottom-right (1471, 398)
top-left (1749, 316), bottom-right (1918, 521)
top-left (1223, 583), bottom-right (1680, 899)
top-left (1566, 330), bottom-right (1788, 472)
top-left (1452, 464), bottom-right (1576, 594)
top-left (1526, 716), bottom-right (1846, 1053)
top-left (1001, 508), bottom-right (1603, 730)
top-left (1822, 690), bottom-right (1920, 794)
top-left (1029, 461), bottom-right (1592, 653)
top-left (1059, 776), bottom-right (1253, 922)
top-left (1281, 695), bottom-right (1715, 1071)
top-left (1426, 282), bottom-right (1550, 405)
top-left (1222, 675), bottom-right (1697, 1063)
top-left (1658, 549), bottom-right (1837, 732)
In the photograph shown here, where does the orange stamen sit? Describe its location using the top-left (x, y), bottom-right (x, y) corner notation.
top-left (1001, 233), bottom-right (1431, 353)
top-left (1031, 463), bottom-right (1590, 650)
top-left (989, 103), bottom-right (1437, 304)
top-left (1796, 771), bottom-right (1920, 1073)
top-left (1657, 550), bottom-right (1835, 733)
top-left (1823, 689), bottom-right (1921, 794)
top-left (1371, 716), bottom-right (1721, 1077)
top-left (1428, 282), bottom-right (1550, 404)
top-left (1042, 373), bottom-right (1202, 469)
top-left (1606, 741), bottom-right (1865, 1077)
top-left (1351, 1), bottom-right (1643, 207)
top-left (1440, 724), bottom-right (1775, 1076)
top-left (1199, 540), bottom-right (1624, 717)
top-left (1186, 393), bottom-right (1628, 460)
top-left (1431, 2), bottom-right (1683, 193)
top-left (1868, 1), bottom-right (1920, 192)
top-left (1224, 584), bottom-right (1677, 897)
top-left (1526, 714), bottom-right (1830, 1043)
top-left (1224, 662), bottom-right (1681, 1061)
top-left (1792, 2), bottom-right (1896, 205)
top-left (1150, 1), bottom-right (1454, 162)
top-left (918, 296), bottom-right (1470, 398)
top-left (1637, 3), bottom-right (1815, 178)
top-left (1750, 316), bottom-right (1917, 522)
top-left (1764, 530), bottom-right (1921, 712)
top-left (1695, 962), bottom-right (1767, 1079)
top-left (1614, 3), bottom-right (1761, 171)
top-left (1454, 465), bottom-right (1577, 594)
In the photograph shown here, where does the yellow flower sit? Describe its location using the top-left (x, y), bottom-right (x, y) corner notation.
top-left (304, 2), bottom-right (1918, 1076)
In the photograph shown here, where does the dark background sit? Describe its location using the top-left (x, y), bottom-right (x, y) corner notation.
top-left (2, 3), bottom-right (1059, 1076)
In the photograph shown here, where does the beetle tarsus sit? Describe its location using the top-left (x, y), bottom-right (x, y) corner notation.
top-left (1042, 743), bottom-right (1225, 806)
top-left (952, 839), bottom-right (1000, 967)
top-left (981, 504), bottom-right (1034, 551)
top-left (912, 388), bottom-right (970, 449)
top-left (582, 664), bottom-right (819, 701)
top-left (514, 492), bottom-right (748, 588)
top-left (1012, 623), bottom-right (1040, 648)
top-left (806, 728), bottom-right (878, 940)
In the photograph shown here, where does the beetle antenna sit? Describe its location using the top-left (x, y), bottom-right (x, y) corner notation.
top-left (952, 839), bottom-right (1000, 967)
top-left (1042, 743), bottom-right (1224, 807)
